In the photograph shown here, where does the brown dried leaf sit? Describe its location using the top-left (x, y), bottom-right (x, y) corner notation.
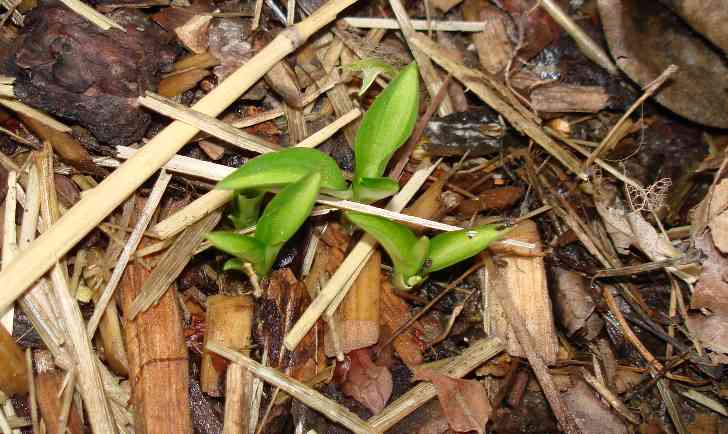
top-left (552, 266), bottom-right (595, 336)
top-left (562, 379), bottom-right (629, 434)
top-left (341, 349), bottom-right (393, 415)
top-left (414, 369), bottom-right (492, 434)
top-left (599, 0), bottom-right (728, 128)
top-left (686, 313), bottom-right (728, 354)
top-left (692, 233), bottom-right (728, 315)
top-left (175, 14), bottom-right (211, 54)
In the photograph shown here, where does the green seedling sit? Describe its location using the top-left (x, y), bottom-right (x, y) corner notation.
top-left (345, 211), bottom-right (507, 290)
top-left (352, 62), bottom-right (419, 202)
top-left (217, 147), bottom-right (348, 195)
top-left (207, 171), bottom-right (322, 278)
top-left (228, 191), bottom-right (264, 230)
top-left (345, 58), bottom-right (399, 96)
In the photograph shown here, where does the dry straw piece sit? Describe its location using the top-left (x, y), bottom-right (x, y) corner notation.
top-left (0, 0), bottom-right (359, 314)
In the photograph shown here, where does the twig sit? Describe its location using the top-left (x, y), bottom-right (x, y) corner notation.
top-left (295, 108), bottom-right (360, 148)
top-left (128, 211), bottom-right (221, 319)
top-left (58, 0), bottom-right (125, 31)
top-left (579, 368), bottom-right (640, 424)
top-left (388, 0), bottom-right (454, 117)
top-left (207, 342), bottom-right (376, 434)
top-left (252, 0), bottom-right (263, 29)
top-left (86, 169), bottom-right (172, 337)
top-left (343, 17), bottom-right (488, 32)
top-left (0, 0), bottom-right (358, 314)
top-left (139, 92), bottom-right (279, 154)
top-left (536, 0), bottom-right (617, 75)
top-left (26, 349), bottom-right (39, 434)
top-left (1, 170), bottom-right (17, 330)
top-left (585, 65), bottom-right (677, 168)
top-left (0, 98), bottom-right (71, 132)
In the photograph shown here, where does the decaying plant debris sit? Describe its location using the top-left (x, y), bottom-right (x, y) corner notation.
top-left (1, 0), bottom-right (728, 433)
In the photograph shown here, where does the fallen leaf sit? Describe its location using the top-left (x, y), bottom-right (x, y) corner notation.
top-left (175, 14), bottom-right (211, 54)
top-left (692, 233), bottom-right (728, 315)
top-left (414, 369), bottom-right (492, 434)
top-left (341, 349), bottom-right (393, 415)
top-left (563, 378), bottom-right (629, 434)
top-left (686, 313), bottom-right (728, 354)
top-left (686, 413), bottom-right (719, 434)
top-left (552, 266), bottom-right (595, 336)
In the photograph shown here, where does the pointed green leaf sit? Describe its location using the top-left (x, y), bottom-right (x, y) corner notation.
top-left (223, 258), bottom-right (245, 272)
top-left (354, 176), bottom-right (401, 203)
top-left (206, 231), bottom-right (267, 274)
top-left (217, 148), bottom-right (347, 192)
top-left (354, 62), bottom-right (419, 199)
top-left (345, 211), bottom-right (429, 289)
top-left (229, 191), bottom-right (264, 230)
top-left (426, 225), bottom-right (506, 272)
top-left (345, 58), bottom-right (399, 96)
top-left (255, 171), bottom-right (322, 248)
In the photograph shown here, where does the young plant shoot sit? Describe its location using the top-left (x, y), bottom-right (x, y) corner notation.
top-left (206, 171), bottom-right (322, 278)
top-left (352, 62), bottom-right (419, 202)
top-left (345, 211), bottom-right (507, 290)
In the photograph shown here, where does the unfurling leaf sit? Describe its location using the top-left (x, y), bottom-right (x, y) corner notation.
top-left (353, 62), bottom-right (419, 201)
top-left (345, 211), bottom-right (428, 290)
top-left (229, 191), bottom-right (264, 230)
top-left (216, 148), bottom-right (347, 193)
top-left (345, 58), bottom-right (399, 96)
top-left (341, 349), bottom-right (393, 415)
top-left (353, 176), bottom-right (401, 203)
top-left (255, 171), bottom-right (322, 271)
top-left (206, 232), bottom-right (266, 275)
top-left (413, 369), bottom-right (492, 434)
top-left (426, 224), bottom-right (506, 272)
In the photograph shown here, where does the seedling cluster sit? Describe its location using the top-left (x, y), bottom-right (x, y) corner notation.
top-left (206, 62), bottom-right (507, 289)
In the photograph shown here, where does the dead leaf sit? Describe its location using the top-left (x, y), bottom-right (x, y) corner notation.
top-left (686, 413), bottom-right (719, 434)
top-left (552, 267), bottom-right (595, 336)
top-left (657, 0), bottom-right (728, 55)
top-left (341, 349), bottom-right (393, 415)
top-left (686, 313), bottom-right (728, 354)
top-left (692, 233), bottom-right (728, 315)
top-left (175, 14), bottom-right (212, 54)
top-left (593, 182), bottom-right (634, 255)
top-left (414, 369), bottom-right (492, 434)
top-left (562, 378), bottom-right (629, 434)
top-left (598, 0), bottom-right (728, 128)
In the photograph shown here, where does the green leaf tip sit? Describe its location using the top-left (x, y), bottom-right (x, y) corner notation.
top-left (345, 211), bottom-right (428, 290)
top-left (353, 62), bottom-right (419, 201)
top-left (216, 148), bottom-right (347, 192)
top-left (426, 224), bottom-right (507, 273)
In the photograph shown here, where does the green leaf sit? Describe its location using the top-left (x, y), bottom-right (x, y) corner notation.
top-left (345, 58), bottom-right (399, 96)
top-left (206, 231), bottom-right (267, 275)
top-left (354, 176), bottom-right (401, 203)
top-left (223, 258), bottom-right (245, 272)
top-left (354, 62), bottom-right (419, 201)
top-left (228, 191), bottom-right (264, 230)
top-left (426, 225), bottom-right (506, 272)
top-left (255, 171), bottom-right (322, 271)
top-left (345, 211), bottom-right (429, 290)
top-left (217, 148), bottom-right (347, 192)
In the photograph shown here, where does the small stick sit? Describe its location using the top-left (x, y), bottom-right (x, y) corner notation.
top-left (231, 109), bottom-right (284, 128)
top-left (86, 169), bottom-right (172, 337)
top-left (1, 170), bottom-right (18, 330)
top-left (343, 17), bottom-right (487, 32)
top-left (295, 108), bottom-right (360, 148)
top-left (138, 92), bottom-right (279, 155)
top-left (207, 342), bottom-right (376, 434)
top-left (26, 350), bottom-right (39, 434)
top-left (585, 65), bottom-right (677, 168)
top-left (284, 160), bottom-right (439, 350)
top-left (0, 99), bottom-right (71, 132)
top-left (388, 0), bottom-right (454, 117)
top-left (252, 0), bottom-right (263, 29)
top-left (0, 0), bottom-right (358, 314)
top-left (369, 337), bottom-right (504, 431)
top-left (579, 368), bottom-right (640, 424)
top-left (287, 0), bottom-right (294, 24)
top-left (128, 211), bottom-right (221, 319)
top-left (536, 0), bottom-right (617, 75)
top-left (56, 369), bottom-right (77, 434)
top-left (58, 0), bottom-right (125, 31)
